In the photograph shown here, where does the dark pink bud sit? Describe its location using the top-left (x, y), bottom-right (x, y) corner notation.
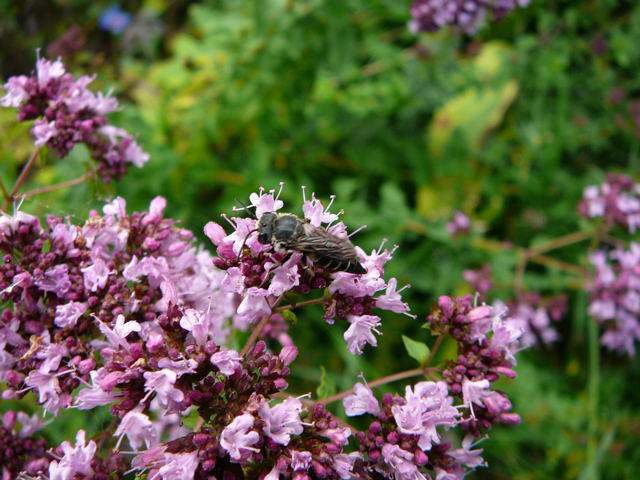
top-left (273, 378), bottom-right (288, 390)
top-left (499, 413), bottom-right (521, 424)
top-left (78, 358), bottom-right (96, 375)
top-left (414, 449), bottom-right (428, 466)
top-left (278, 345), bottom-right (298, 366)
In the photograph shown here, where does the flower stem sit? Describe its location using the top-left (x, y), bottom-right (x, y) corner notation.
top-left (7, 149), bottom-right (40, 204)
top-left (423, 333), bottom-right (445, 369)
top-left (240, 295), bottom-right (284, 356)
top-left (583, 290), bottom-right (601, 480)
top-left (0, 178), bottom-right (10, 202)
top-left (318, 367), bottom-right (427, 404)
top-left (526, 228), bottom-right (597, 256)
top-left (20, 171), bottom-right (96, 199)
top-left (274, 296), bottom-right (325, 312)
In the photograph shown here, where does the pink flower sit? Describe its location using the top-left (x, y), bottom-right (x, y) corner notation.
top-left (114, 410), bottom-right (158, 450)
top-left (343, 381), bottom-right (380, 416)
top-left (392, 381), bottom-right (459, 451)
top-left (155, 451), bottom-right (199, 480)
top-left (179, 309), bottom-right (209, 346)
top-left (54, 301), bottom-right (87, 328)
top-left (375, 278), bottom-right (410, 314)
top-left (344, 315), bottom-right (382, 354)
top-left (236, 287), bottom-right (271, 329)
top-left (267, 252), bottom-right (302, 296)
top-left (461, 378), bottom-right (490, 416)
top-left (97, 314), bottom-right (141, 350)
top-left (24, 369), bottom-right (62, 413)
top-left (210, 349), bottom-right (243, 376)
top-left (143, 369), bottom-right (184, 408)
top-left (220, 413), bottom-right (260, 461)
top-left (381, 443), bottom-right (427, 480)
top-left (81, 257), bottom-right (112, 292)
top-left (249, 188), bottom-right (284, 217)
top-left (446, 211), bottom-right (471, 235)
top-left (32, 119), bottom-right (58, 146)
top-left (258, 397), bottom-right (304, 445)
top-left (35, 264), bottom-right (71, 296)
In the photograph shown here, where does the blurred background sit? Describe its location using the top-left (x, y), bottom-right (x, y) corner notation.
top-left (1, 0), bottom-right (639, 478)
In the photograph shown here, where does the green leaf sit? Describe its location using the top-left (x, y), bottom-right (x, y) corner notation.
top-left (280, 309), bottom-right (298, 325)
top-left (316, 366), bottom-right (336, 400)
top-left (402, 335), bottom-right (430, 365)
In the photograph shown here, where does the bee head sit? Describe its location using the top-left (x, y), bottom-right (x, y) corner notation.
top-left (257, 212), bottom-right (277, 244)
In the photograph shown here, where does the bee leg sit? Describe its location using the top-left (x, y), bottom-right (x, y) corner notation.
top-left (259, 251), bottom-right (294, 287)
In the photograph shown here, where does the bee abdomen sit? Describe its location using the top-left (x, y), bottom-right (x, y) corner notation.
top-left (314, 255), bottom-right (366, 274)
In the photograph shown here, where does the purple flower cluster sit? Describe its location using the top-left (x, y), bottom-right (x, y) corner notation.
top-left (1, 196), bottom-right (229, 415)
top-left (1, 188), bottom-right (524, 479)
top-left (446, 211), bottom-right (471, 236)
top-left (409, 0), bottom-right (530, 35)
top-left (1, 57), bottom-right (149, 182)
top-left (426, 295), bottom-right (522, 436)
top-left (578, 173), bottom-right (640, 233)
top-left (0, 411), bottom-right (48, 478)
top-left (331, 296), bottom-right (523, 479)
top-left (204, 186), bottom-right (412, 355)
top-left (494, 293), bottom-right (567, 348)
top-left (588, 243), bottom-right (640, 355)
top-left (463, 265), bottom-right (493, 296)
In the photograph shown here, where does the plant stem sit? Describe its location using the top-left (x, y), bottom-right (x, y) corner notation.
top-left (529, 254), bottom-right (588, 276)
top-left (423, 333), bottom-right (445, 369)
top-left (20, 171), bottom-right (96, 199)
top-left (318, 367), bottom-right (426, 404)
top-left (275, 296), bottom-right (325, 312)
top-left (0, 178), bottom-right (10, 203)
top-left (583, 291), bottom-right (600, 480)
top-left (527, 228), bottom-right (597, 256)
top-left (240, 295), bottom-right (284, 356)
top-left (8, 149), bottom-right (39, 200)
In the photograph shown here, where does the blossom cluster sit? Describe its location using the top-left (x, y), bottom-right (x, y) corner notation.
top-left (0, 411), bottom-right (48, 479)
top-left (497, 293), bottom-right (567, 348)
top-left (334, 295), bottom-right (522, 479)
top-left (588, 243), bottom-right (640, 356)
top-left (446, 211), bottom-right (471, 236)
top-left (578, 173), bottom-right (640, 233)
top-left (204, 185), bottom-right (412, 355)
top-left (426, 295), bottom-right (522, 436)
top-left (1, 189), bottom-right (524, 479)
top-left (1, 57), bottom-right (149, 181)
top-left (409, 0), bottom-right (530, 35)
top-left (0, 196), bottom-right (228, 417)
top-left (463, 266), bottom-right (566, 347)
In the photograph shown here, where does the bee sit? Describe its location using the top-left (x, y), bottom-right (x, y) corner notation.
top-left (242, 207), bottom-right (366, 274)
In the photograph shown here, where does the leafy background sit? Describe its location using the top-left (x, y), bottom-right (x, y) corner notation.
top-left (1, 0), bottom-right (640, 478)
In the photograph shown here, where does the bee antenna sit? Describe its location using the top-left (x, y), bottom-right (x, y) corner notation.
top-left (233, 198), bottom-right (258, 219)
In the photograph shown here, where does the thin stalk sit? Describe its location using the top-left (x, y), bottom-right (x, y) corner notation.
top-left (529, 254), bottom-right (588, 276)
top-left (9, 149), bottom-right (39, 199)
top-left (318, 368), bottom-right (426, 405)
top-left (275, 296), bottom-right (325, 312)
top-left (527, 229), bottom-right (596, 256)
top-left (423, 333), bottom-right (445, 369)
top-left (0, 178), bottom-right (10, 202)
top-left (240, 295), bottom-right (284, 356)
top-left (583, 292), bottom-right (600, 480)
top-left (20, 171), bottom-right (96, 198)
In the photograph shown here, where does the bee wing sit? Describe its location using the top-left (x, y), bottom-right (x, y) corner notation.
top-left (291, 225), bottom-right (366, 274)
top-left (292, 225), bottom-right (358, 258)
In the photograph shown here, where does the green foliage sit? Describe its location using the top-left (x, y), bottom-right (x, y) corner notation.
top-left (1, 0), bottom-right (640, 478)
top-left (402, 335), bottom-right (430, 365)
